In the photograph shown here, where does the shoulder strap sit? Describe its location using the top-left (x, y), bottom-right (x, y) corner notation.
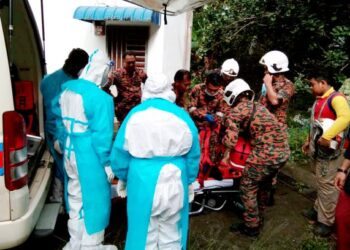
top-left (316, 91), bottom-right (341, 119)
top-left (327, 91), bottom-right (345, 116)
top-left (244, 102), bottom-right (256, 133)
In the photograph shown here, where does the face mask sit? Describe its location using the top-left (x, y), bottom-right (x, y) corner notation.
top-left (100, 67), bottom-right (110, 88)
top-left (205, 88), bottom-right (219, 97)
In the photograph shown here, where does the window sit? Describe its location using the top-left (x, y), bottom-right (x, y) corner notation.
top-left (107, 26), bottom-right (148, 70)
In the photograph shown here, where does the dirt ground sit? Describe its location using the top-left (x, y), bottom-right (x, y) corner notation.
top-left (11, 183), bottom-right (335, 250)
top-left (188, 183), bottom-right (319, 250)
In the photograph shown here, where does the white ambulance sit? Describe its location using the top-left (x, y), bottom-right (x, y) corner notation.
top-left (0, 1), bottom-right (57, 248)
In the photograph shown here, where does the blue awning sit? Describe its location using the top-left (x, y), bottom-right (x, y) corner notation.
top-left (73, 6), bottom-right (160, 25)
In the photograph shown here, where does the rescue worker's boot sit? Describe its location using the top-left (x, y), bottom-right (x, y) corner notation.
top-left (80, 227), bottom-right (118, 250)
top-left (266, 187), bottom-right (276, 206)
top-left (229, 222), bottom-right (259, 237)
top-left (63, 219), bottom-right (84, 250)
top-left (313, 222), bottom-right (333, 237)
top-left (302, 208), bottom-right (317, 222)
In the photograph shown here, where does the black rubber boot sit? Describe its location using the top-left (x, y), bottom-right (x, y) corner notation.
top-left (302, 208), bottom-right (317, 222)
top-left (313, 222), bottom-right (333, 237)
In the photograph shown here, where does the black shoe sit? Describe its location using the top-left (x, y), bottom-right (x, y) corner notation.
top-left (313, 222), bottom-right (333, 237)
top-left (230, 222), bottom-right (259, 237)
top-left (302, 208), bottom-right (317, 222)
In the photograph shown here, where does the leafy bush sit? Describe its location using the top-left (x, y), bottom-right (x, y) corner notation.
top-left (286, 74), bottom-right (313, 163)
top-left (287, 114), bottom-right (309, 163)
top-left (192, 0), bottom-right (350, 89)
top-left (301, 237), bottom-right (332, 250)
top-left (300, 233), bottom-right (335, 250)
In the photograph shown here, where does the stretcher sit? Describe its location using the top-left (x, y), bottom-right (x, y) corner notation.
top-left (190, 127), bottom-right (250, 215)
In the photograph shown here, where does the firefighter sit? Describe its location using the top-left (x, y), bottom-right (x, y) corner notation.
top-left (188, 70), bottom-right (225, 170)
top-left (103, 52), bottom-right (147, 123)
top-left (259, 50), bottom-right (295, 206)
top-left (221, 58), bottom-right (239, 87)
top-left (173, 69), bottom-right (191, 109)
top-left (223, 78), bottom-right (290, 237)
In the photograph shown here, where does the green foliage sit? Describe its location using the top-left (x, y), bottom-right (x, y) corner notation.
top-left (300, 232), bottom-right (335, 250)
top-left (192, 0), bottom-right (350, 89)
top-left (190, 75), bottom-right (202, 88)
top-left (288, 126), bottom-right (308, 162)
top-left (325, 25), bottom-right (350, 73)
top-left (287, 74), bottom-right (311, 163)
top-left (287, 115), bottom-right (309, 163)
top-left (192, 1), bottom-right (350, 163)
top-left (301, 237), bottom-right (331, 250)
top-left (293, 74), bottom-right (310, 96)
top-left (290, 74), bottom-right (314, 111)
top-left (298, 225), bottom-right (336, 249)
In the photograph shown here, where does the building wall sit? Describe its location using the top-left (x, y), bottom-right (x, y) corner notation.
top-left (28, 0), bottom-right (192, 81)
top-left (28, 0), bottom-right (106, 74)
top-left (161, 12), bottom-right (193, 81)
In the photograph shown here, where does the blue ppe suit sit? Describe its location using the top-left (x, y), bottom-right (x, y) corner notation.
top-left (40, 69), bottom-right (71, 181)
top-left (111, 98), bottom-right (200, 249)
top-left (54, 78), bottom-right (114, 234)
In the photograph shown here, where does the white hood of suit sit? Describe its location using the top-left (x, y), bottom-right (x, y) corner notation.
top-left (80, 49), bottom-right (110, 87)
top-left (141, 73), bottom-right (176, 103)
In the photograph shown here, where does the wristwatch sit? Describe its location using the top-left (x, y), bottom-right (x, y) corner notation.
top-left (337, 168), bottom-right (348, 174)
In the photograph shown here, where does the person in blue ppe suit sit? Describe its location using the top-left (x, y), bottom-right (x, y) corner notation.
top-left (53, 49), bottom-right (117, 250)
top-left (111, 73), bottom-right (201, 250)
top-left (40, 48), bottom-right (89, 202)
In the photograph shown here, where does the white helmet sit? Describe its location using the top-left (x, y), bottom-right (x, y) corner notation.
top-left (221, 58), bottom-right (239, 77)
top-left (259, 50), bottom-right (289, 74)
top-left (224, 78), bottom-right (255, 106)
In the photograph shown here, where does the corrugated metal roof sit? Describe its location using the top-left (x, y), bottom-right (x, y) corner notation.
top-left (73, 6), bottom-right (160, 25)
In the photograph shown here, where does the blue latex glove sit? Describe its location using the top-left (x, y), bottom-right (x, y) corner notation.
top-left (205, 114), bottom-right (215, 124)
top-left (108, 60), bottom-right (115, 69)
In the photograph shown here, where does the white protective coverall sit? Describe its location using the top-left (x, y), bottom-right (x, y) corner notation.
top-left (111, 73), bottom-right (200, 250)
top-left (54, 49), bottom-right (117, 250)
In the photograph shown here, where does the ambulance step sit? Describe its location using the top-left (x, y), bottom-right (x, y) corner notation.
top-left (34, 203), bottom-right (61, 237)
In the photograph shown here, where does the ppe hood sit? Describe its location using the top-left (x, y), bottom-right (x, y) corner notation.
top-left (124, 0), bottom-right (212, 15)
